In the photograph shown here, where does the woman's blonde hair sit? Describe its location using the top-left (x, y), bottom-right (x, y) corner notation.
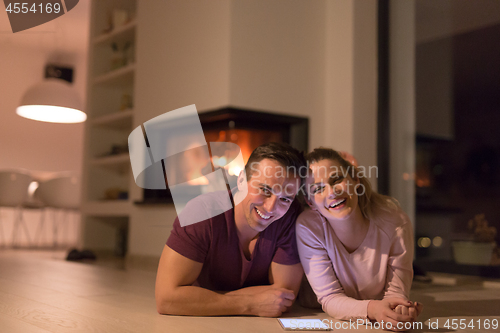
top-left (306, 147), bottom-right (399, 220)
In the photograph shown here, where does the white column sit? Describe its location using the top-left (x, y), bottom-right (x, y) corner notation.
top-left (389, 0), bottom-right (416, 225)
top-left (325, 0), bottom-right (378, 188)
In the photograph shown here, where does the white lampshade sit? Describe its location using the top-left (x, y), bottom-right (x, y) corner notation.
top-left (16, 78), bottom-right (86, 123)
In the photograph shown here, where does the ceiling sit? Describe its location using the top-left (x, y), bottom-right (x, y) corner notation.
top-left (2, 1), bottom-right (499, 55)
top-left (1, 0), bottom-right (498, 97)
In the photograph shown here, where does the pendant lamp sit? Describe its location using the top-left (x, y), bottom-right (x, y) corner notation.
top-left (16, 66), bottom-right (86, 123)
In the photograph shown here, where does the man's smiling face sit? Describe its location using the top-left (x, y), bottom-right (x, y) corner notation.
top-left (237, 158), bottom-right (300, 233)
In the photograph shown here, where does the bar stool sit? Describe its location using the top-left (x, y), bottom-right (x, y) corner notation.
top-left (36, 175), bottom-right (80, 248)
top-left (0, 170), bottom-right (32, 247)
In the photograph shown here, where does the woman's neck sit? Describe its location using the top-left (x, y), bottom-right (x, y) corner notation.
top-left (327, 207), bottom-right (370, 253)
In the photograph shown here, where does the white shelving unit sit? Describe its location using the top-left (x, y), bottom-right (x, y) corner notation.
top-left (81, 200), bottom-right (131, 216)
top-left (92, 19), bottom-right (137, 45)
top-left (90, 153), bottom-right (130, 173)
top-left (92, 109), bottom-right (134, 129)
top-left (81, 0), bottom-right (137, 254)
top-left (93, 63), bottom-right (135, 85)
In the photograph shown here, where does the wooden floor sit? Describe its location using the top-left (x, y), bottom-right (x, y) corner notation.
top-left (0, 250), bottom-right (499, 333)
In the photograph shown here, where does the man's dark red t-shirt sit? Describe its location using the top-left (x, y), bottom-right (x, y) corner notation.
top-left (166, 191), bottom-right (302, 291)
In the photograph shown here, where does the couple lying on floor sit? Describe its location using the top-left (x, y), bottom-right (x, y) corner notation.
top-left (155, 142), bottom-right (423, 331)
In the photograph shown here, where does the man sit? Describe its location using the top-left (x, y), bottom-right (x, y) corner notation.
top-left (155, 142), bottom-right (306, 317)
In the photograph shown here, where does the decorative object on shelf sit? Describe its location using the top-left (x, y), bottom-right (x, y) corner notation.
top-left (468, 213), bottom-right (497, 243)
top-left (492, 247), bottom-right (500, 266)
top-left (97, 143), bottom-right (129, 158)
top-left (109, 42), bottom-right (134, 71)
top-left (101, 11), bottom-right (113, 34)
top-left (101, 9), bottom-right (134, 35)
top-left (109, 143), bottom-right (129, 156)
top-left (16, 65), bottom-right (86, 123)
top-left (119, 93), bottom-right (133, 111)
top-left (112, 9), bottom-right (129, 29)
top-left (124, 41), bottom-right (135, 65)
top-left (110, 42), bottom-right (125, 70)
top-left (452, 214), bottom-right (498, 266)
top-left (104, 188), bottom-right (128, 200)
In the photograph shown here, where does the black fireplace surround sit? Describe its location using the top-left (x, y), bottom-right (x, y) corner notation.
top-left (136, 107), bottom-right (309, 204)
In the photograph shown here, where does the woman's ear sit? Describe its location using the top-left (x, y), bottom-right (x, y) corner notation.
top-left (303, 189), bottom-right (317, 210)
top-left (349, 165), bottom-right (360, 184)
top-left (303, 172), bottom-right (317, 210)
top-left (305, 196), bottom-right (317, 210)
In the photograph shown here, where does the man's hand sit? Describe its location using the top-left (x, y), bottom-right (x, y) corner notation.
top-left (394, 301), bottom-right (423, 321)
top-left (156, 245), bottom-right (301, 317)
top-left (339, 151), bottom-right (359, 167)
top-left (246, 288), bottom-right (295, 317)
top-left (367, 298), bottom-right (414, 331)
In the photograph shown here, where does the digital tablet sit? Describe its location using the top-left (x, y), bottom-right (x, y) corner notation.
top-left (277, 318), bottom-right (332, 331)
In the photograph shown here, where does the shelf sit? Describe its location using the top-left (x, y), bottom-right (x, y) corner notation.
top-left (91, 153), bottom-right (130, 173)
top-left (82, 200), bottom-right (131, 216)
top-left (134, 198), bottom-right (174, 205)
top-left (415, 259), bottom-right (500, 278)
top-left (93, 20), bottom-right (136, 45)
top-left (93, 64), bottom-right (135, 85)
top-left (81, 0), bottom-right (137, 253)
top-left (92, 110), bottom-right (133, 129)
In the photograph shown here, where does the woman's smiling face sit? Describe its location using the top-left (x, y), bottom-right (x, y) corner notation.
top-left (307, 158), bottom-right (359, 222)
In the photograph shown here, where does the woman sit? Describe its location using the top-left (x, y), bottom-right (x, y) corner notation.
top-left (296, 148), bottom-right (422, 330)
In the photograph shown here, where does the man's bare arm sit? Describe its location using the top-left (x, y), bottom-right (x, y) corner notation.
top-left (269, 261), bottom-right (303, 296)
top-left (155, 245), bottom-right (294, 317)
top-left (225, 262), bottom-right (303, 298)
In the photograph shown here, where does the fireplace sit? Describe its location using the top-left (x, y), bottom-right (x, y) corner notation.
top-left (136, 107), bottom-right (308, 204)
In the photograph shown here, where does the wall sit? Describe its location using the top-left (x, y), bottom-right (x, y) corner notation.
top-left (0, 48), bottom-right (86, 175)
top-left (229, 0), bottom-right (326, 150)
top-left (416, 0), bottom-right (500, 44)
top-left (0, 2), bottom-right (89, 246)
top-left (135, 0), bottom-right (231, 126)
top-left (390, 0), bottom-right (416, 224)
top-left (129, 0), bottom-right (232, 257)
top-left (351, 0), bottom-right (378, 188)
top-left (416, 38), bottom-right (454, 140)
top-left (0, 1), bottom-right (89, 176)
top-left (128, 0), bottom-right (379, 258)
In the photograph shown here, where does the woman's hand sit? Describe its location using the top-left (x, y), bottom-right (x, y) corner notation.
top-left (395, 301), bottom-right (423, 321)
top-left (367, 298), bottom-right (414, 331)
